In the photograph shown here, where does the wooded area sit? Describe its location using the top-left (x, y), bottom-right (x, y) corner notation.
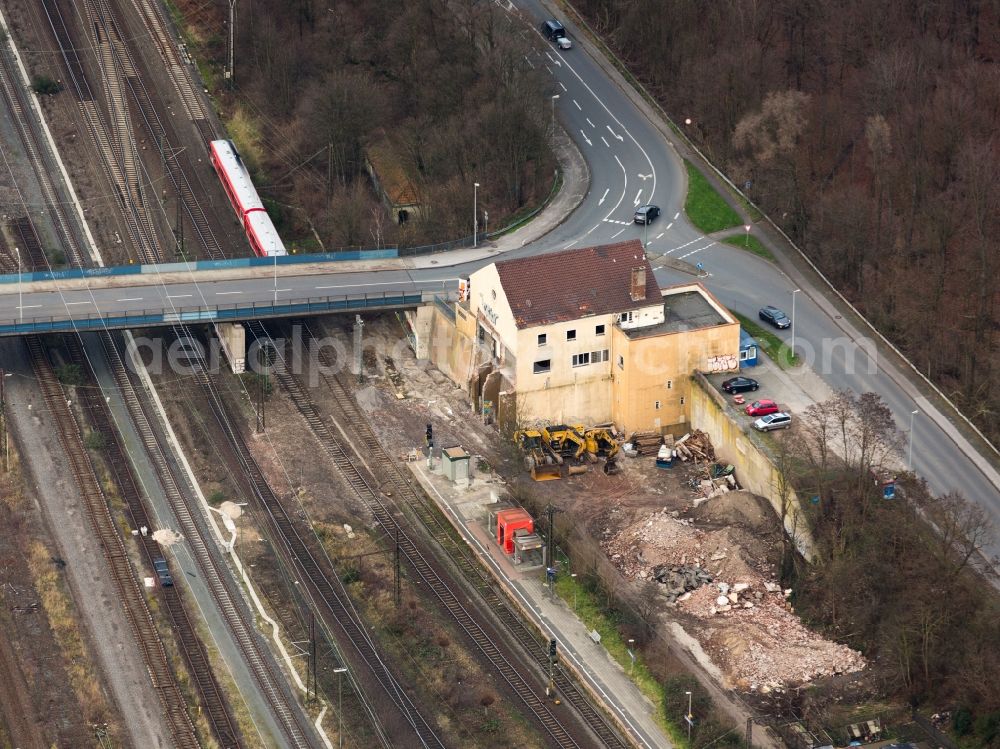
top-left (781, 393), bottom-right (999, 740)
top-left (574, 0), bottom-right (1000, 447)
top-left (189, 0), bottom-right (556, 249)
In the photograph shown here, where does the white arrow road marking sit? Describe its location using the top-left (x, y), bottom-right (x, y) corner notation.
top-left (638, 173), bottom-right (652, 180)
top-left (545, 52), bottom-right (562, 67)
top-left (580, 130), bottom-right (592, 146)
top-left (599, 188), bottom-right (610, 205)
top-left (586, 117), bottom-right (595, 128)
top-left (607, 125), bottom-right (624, 141)
top-left (573, 99), bottom-right (581, 110)
top-left (601, 136), bottom-right (610, 147)
top-left (634, 190), bottom-right (643, 206)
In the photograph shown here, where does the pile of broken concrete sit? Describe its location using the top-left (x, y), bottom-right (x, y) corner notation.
top-left (651, 564), bottom-right (713, 602)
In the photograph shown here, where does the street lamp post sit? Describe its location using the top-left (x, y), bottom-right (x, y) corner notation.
top-left (473, 182), bottom-right (480, 248)
top-left (333, 667), bottom-right (348, 748)
top-left (15, 247), bottom-right (22, 323)
top-left (627, 638), bottom-right (635, 675)
top-left (551, 94), bottom-right (560, 133)
top-left (686, 690), bottom-right (693, 742)
top-left (790, 288), bottom-right (800, 356)
top-left (908, 410), bottom-right (919, 470)
top-left (570, 572), bottom-right (577, 610)
top-left (744, 223), bottom-right (752, 247)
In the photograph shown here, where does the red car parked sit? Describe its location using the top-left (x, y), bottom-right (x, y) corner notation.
top-left (745, 399), bottom-right (780, 417)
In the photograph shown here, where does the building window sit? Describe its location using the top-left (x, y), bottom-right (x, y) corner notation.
top-left (680, 396), bottom-right (685, 405)
top-left (739, 349), bottom-right (748, 361)
top-left (572, 352), bottom-right (591, 367)
top-left (667, 380), bottom-right (672, 389)
top-left (534, 359), bottom-right (551, 374)
top-left (538, 333), bottom-right (547, 346)
top-left (655, 400), bottom-right (661, 410)
top-left (567, 329), bottom-right (577, 341)
top-left (617, 355), bottom-right (624, 370)
top-left (620, 311), bottom-right (634, 324)
top-left (591, 349), bottom-right (609, 363)
top-left (596, 324), bottom-right (606, 336)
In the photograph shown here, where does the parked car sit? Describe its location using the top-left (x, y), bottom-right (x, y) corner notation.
top-left (541, 19), bottom-right (572, 49)
top-left (758, 306), bottom-right (791, 329)
top-left (722, 376), bottom-right (759, 393)
top-left (745, 399), bottom-right (780, 416)
top-left (634, 204), bottom-right (660, 224)
top-left (753, 412), bottom-right (791, 431)
top-left (153, 558), bottom-right (173, 587)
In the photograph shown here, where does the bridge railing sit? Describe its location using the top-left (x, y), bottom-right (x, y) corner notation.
top-left (0, 288), bottom-right (443, 336)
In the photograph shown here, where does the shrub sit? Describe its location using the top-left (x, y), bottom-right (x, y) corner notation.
top-left (31, 75), bottom-right (62, 95)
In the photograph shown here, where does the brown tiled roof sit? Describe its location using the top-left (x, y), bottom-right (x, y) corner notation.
top-left (495, 240), bottom-right (660, 329)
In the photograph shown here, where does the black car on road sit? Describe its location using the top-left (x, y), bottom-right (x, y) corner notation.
top-left (633, 204), bottom-right (660, 224)
top-left (722, 376), bottom-right (759, 393)
top-left (758, 305), bottom-right (791, 329)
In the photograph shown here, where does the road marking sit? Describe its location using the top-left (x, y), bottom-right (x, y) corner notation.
top-left (606, 124), bottom-right (624, 141)
top-left (601, 136), bottom-right (610, 147)
top-left (63, 301), bottom-right (91, 306)
top-left (611, 226), bottom-right (627, 238)
top-left (166, 294), bottom-right (192, 299)
top-left (633, 189), bottom-right (642, 206)
top-left (598, 188), bottom-right (609, 205)
top-left (665, 222), bottom-right (673, 231)
top-left (586, 117), bottom-right (595, 128)
top-left (562, 240), bottom-right (579, 249)
top-left (117, 297), bottom-right (142, 302)
top-left (216, 291), bottom-right (242, 295)
top-left (314, 280), bottom-right (404, 290)
top-left (274, 288), bottom-right (291, 293)
top-left (586, 224), bottom-right (599, 234)
top-left (17, 304), bottom-right (41, 309)
top-left (678, 241), bottom-right (717, 260)
top-left (664, 237), bottom-right (705, 255)
top-left (580, 130), bottom-right (592, 146)
top-left (573, 99), bottom-right (581, 110)
top-left (558, 81), bottom-right (567, 91)
top-left (656, 232), bottom-right (665, 239)
top-left (524, 55), bottom-right (534, 69)
top-left (544, 65), bottom-right (553, 75)
top-left (638, 173), bottom-right (652, 180)
top-left (674, 212), bottom-right (680, 220)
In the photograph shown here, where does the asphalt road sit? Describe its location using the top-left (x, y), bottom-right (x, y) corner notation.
top-left (1, 2), bottom-right (997, 538)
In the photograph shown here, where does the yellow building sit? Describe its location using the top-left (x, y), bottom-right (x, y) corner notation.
top-left (446, 240), bottom-right (740, 433)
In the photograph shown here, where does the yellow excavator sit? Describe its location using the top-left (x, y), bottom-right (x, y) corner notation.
top-left (584, 428), bottom-right (622, 474)
top-left (514, 429), bottom-right (562, 480)
top-left (542, 424), bottom-right (588, 462)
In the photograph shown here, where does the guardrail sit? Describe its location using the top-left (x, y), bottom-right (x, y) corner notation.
top-left (0, 247), bottom-right (400, 285)
top-left (0, 290), bottom-right (427, 335)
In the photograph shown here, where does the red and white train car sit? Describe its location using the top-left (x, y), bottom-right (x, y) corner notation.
top-left (209, 139), bottom-right (286, 257)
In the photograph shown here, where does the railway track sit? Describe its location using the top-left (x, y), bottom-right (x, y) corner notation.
top-left (65, 335), bottom-right (245, 749)
top-left (247, 322), bottom-right (591, 749)
top-left (189, 345), bottom-right (432, 748)
top-left (298, 319), bottom-right (632, 749)
top-left (25, 335), bottom-right (201, 749)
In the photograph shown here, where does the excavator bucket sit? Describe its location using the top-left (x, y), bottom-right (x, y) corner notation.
top-left (531, 463), bottom-right (563, 481)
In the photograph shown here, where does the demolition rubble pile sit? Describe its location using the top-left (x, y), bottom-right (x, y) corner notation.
top-left (603, 507), bottom-right (865, 690)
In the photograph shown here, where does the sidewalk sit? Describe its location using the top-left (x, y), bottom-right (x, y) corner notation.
top-left (409, 461), bottom-right (671, 749)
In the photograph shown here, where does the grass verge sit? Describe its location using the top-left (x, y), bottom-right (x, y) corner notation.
top-left (684, 160), bottom-right (742, 234)
top-left (553, 574), bottom-right (686, 745)
top-left (721, 232), bottom-right (775, 262)
top-left (733, 312), bottom-right (800, 368)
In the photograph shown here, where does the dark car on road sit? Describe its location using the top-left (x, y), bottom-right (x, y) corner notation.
top-left (633, 204), bottom-right (660, 224)
top-left (758, 305), bottom-right (791, 329)
top-left (541, 20), bottom-right (572, 49)
top-left (721, 376), bottom-right (759, 393)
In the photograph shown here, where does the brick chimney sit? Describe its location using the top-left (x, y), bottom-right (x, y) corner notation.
top-left (630, 266), bottom-right (646, 302)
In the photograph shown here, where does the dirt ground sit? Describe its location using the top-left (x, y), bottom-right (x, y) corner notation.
top-left (319, 315), bottom-right (867, 699)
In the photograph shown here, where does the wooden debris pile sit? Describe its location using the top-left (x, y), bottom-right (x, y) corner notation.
top-left (673, 430), bottom-right (716, 462)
